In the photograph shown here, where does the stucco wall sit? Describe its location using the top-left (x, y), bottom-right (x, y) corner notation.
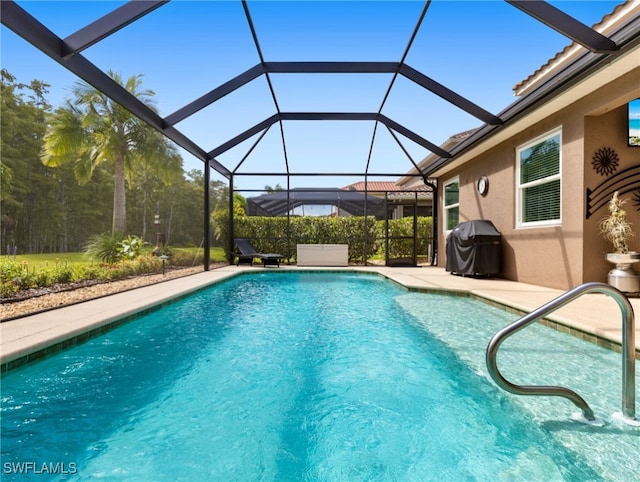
top-left (583, 71), bottom-right (640, 283)
top-left (439, 67), bottom-right (640, 290)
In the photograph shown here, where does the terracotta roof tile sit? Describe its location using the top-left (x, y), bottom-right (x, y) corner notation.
top-left (343, 181), bottom-right (399, 192)
top-left (342, 181), bottom-right (431, 194)
top-left (513, 1), bottom-right (631, 95)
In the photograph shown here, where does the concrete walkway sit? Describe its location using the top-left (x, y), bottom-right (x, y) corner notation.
top-left (2, 265), bottom-right (639, 372)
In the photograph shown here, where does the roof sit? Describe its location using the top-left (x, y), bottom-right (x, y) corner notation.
top-left (396, 128), bottom-right (477, 187)
top-left (448, 129), bottom-right (479, 141)
top-left (513, 1), bottom-right (637, 96)
top-left (2, 2), bottom-right (632, 186)
top-left (343, 182), bottom-right (401, 192)
top-left (246, 188), bottom-right (386, 217)
top-left (421, 2), bottom-right (640, 177)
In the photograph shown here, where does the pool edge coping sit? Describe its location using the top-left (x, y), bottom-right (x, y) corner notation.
top-left (0, 269), bottom-right (243, 373)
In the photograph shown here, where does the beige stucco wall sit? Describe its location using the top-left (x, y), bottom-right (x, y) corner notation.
top-left (439, 66), bottom-right (640, 290)
top-left (583, 69), bottom-right (640, 284)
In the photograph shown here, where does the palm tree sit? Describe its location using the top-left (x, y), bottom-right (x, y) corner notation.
top-left (40, 72), bottom-right (182, 235)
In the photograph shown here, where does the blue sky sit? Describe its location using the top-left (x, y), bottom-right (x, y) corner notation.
top-left (1, 0), bottom-right (623, 192)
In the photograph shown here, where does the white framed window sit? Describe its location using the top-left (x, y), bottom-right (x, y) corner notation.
top-left (516, 128), bottom-right (562, 228)
top-left (443, 177), bottom-right (459, 232)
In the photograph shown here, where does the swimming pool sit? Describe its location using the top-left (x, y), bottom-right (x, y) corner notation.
top-left (1, 272), bottom-right (638, 480)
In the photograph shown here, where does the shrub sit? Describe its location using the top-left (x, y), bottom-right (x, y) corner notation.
top-left (50, 262), bottom-right (76, 284)
top-left (76, 264), bottom-right (104, 281)
top-left (230, 215), bottom-right (379, 261)
top-left (170, 248), bottom-right (204, 267)
top-left (0, 254), bottom-right (164, 298)
top-left (0, 260), bottom-right (32, 296)
top-left (117, 235), bottom-right (151, 260)
top-left (84, 233), bottom-right (152, 263)
top-left (84, 233), bottom-right (122, 263)
top-left (380, 217), bottom-right (433, 259)
top-left (0, 260), bottom-right (78, 297)
top-left (224, 214), bottom-right (432, 263)
top-left (95, 256), bottom-right (162, 280)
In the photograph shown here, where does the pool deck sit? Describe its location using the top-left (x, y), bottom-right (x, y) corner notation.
top-left (1, 265), bottom-right (639, 372)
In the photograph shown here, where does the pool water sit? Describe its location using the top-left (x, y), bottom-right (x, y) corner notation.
top-left (1, 272), bottom-right (638, 481)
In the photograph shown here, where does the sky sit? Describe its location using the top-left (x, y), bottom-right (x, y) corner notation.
top-left (1, 0), bottom-right (624, 193)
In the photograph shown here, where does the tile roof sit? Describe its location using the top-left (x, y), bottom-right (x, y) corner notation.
top-left (448, 128), bottom-right (478, 141)
top-left (342, 181), bottom-right (432, 197)
top-left (513, 0), bottom-right (633, 95)
top-left (342, 181), bottom-right (400, 192)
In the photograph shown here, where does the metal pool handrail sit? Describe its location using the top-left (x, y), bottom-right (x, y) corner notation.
top-left (486, 282), bottom-right (636, 423)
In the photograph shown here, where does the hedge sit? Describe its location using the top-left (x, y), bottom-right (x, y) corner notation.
top-left (213, 211), bottom-right (432, 263)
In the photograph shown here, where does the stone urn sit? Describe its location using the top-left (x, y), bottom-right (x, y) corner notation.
top-left (605, 252), bottom-right (640, 293)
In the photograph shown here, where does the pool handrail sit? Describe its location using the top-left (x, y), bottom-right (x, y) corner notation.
top-left (486, 281), bottom-right (636, 423)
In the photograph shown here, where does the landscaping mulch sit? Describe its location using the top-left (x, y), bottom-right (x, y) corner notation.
top-left (0, 264), bottom-right (225, 322)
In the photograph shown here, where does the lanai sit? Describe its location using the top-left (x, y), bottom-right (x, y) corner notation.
top-left (1, 0), bottom-right (628, 266)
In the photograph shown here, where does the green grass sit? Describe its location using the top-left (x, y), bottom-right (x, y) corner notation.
top-left (0, 247), bottom-right (226, 269)
top-left (0, 252), bottom-right (87, 269)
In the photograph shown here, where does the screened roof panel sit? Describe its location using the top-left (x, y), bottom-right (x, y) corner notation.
top-left (404, 5), bottom-right (552, 121)
top-left (173, 76), bottom-right (275, 153)
top-left (381, 75), bottom-right (484, 148)
top-left (16, 1), bottom-right (127, 37)
top-left (278, 121), bottom-right (378, 173)
top-left (78, 1), bottom-right (260, 116)
top-left (268, 73), bottom-right (394, 112)
top-left (1, 0), bottom-right (633, 190)
top-left (217, 127), bottom-right (287, 175)
top-left (367, 128), bottom-right (429, 174)
top-left (404, 1), bottom-right (622, 130)
top-left (247, 1), bottom-right (424, 61)
top-left (548, 0), bottom-right (621, 27)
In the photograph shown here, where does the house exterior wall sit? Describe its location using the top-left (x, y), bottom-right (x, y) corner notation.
top-left (583, 69), bottom-right (640, 284)
top-left (438, 66), bottom-right (640, 291)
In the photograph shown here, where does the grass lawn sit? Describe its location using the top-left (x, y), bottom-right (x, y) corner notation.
top-left (0, 247), bottom-right (226, 269)
top-left (0, 252), bottom-right (87, 269)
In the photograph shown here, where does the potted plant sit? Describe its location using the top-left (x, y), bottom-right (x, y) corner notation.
top-left (599, 191), bottom-right (640, 292)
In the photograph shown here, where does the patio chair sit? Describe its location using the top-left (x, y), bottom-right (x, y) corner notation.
top-left (233, 238), bottom-right (284, 267)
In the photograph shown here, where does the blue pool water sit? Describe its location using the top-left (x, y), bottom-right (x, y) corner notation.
top-left (1, 272), bottom-right (638, 481)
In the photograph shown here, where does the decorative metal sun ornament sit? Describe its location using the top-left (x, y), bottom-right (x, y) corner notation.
top-left (592, 147), bottom-right (619, 176)
top-left (632, 189), bottom-right (640, 211)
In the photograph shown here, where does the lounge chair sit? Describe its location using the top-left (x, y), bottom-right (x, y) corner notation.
top-left (233, 238), bottom-right (284, 267)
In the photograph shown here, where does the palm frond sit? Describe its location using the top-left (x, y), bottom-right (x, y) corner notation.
top-left (40, 104), bottom-right (86, 166)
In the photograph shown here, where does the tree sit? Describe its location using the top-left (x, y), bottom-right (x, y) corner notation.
top-left (128, 149), bottom-right (183, 241)
top-left (264, 183), bottom-right (284, 193)
top-left (0, 69), bottom-right (56, 252)
top-left (40, 72), bottom-right (182, 235)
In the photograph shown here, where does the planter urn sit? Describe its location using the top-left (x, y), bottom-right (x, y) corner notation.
top-left (605, 252), bottom-right (640, 293)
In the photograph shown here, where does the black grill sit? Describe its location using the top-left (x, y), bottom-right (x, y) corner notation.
top-left (445, 220), bottom-right (501, 276)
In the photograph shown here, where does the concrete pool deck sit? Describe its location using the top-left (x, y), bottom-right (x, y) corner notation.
top-left (1, 265), bottom-right (639, 372)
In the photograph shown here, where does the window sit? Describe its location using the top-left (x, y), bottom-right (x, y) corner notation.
top-left (443, 178), bottom-right (459, 231)
top-left (516, 129), bottom-right (561, 227)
